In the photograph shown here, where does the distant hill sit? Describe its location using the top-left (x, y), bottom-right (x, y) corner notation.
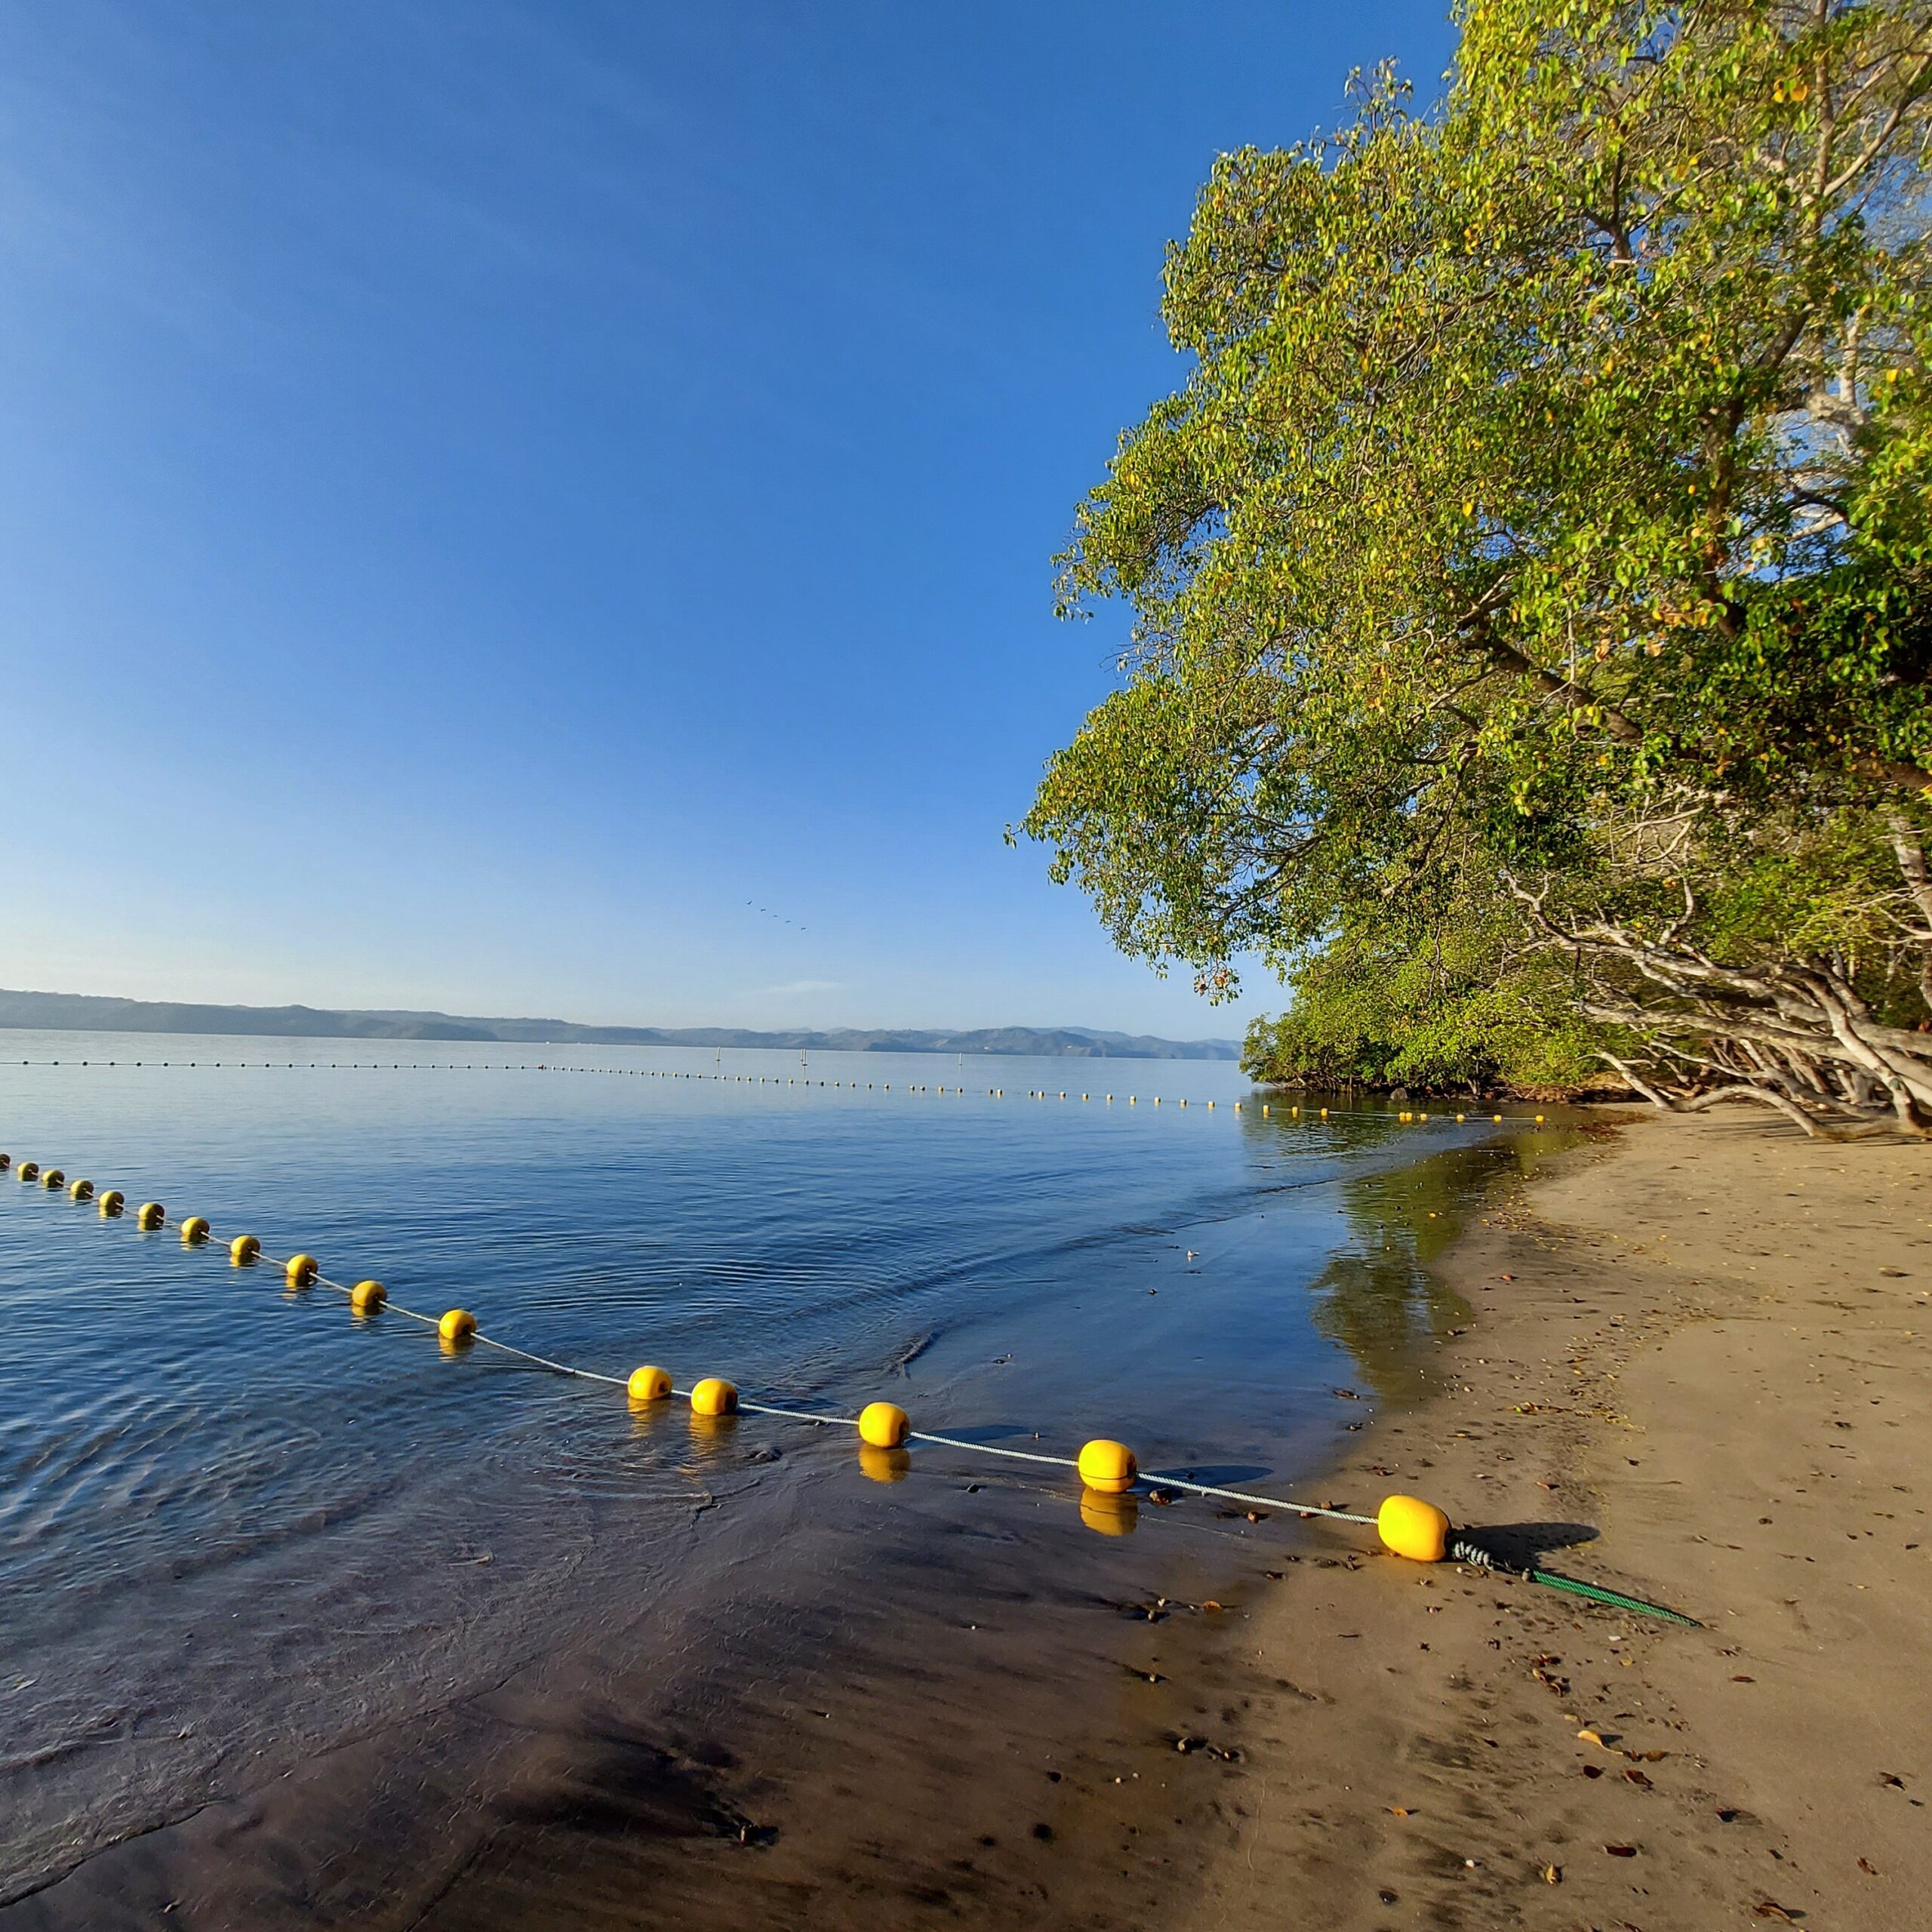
top-left (0, 989), bottom-right (1240, 1060)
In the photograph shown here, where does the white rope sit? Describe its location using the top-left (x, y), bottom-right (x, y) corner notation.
top-left (1148, 1474), bottom-right (1377, 1527)
top-left (302, 1268), bottom-right (441, 1331)
top-left (473, 1334), bottom-right (629, 1386)
top-left (304, 1266), bottom-right (629, 1383)
top-left (19, 1182), bottom-right (1382, 1530)
top-left (908, 1431), bottom-right (1078, 1469)
top-left (293, 1262), bottom-right (1373, 1515)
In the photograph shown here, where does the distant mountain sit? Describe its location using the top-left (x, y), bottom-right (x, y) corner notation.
top-left (0, 989), bottom-right (1241, 1060)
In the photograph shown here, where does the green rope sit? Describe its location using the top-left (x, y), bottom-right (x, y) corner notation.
top-left (1527, 1568), bottom-right (1702, 1627)
top-left (1450, 1537), bottom-right (1700, 1627)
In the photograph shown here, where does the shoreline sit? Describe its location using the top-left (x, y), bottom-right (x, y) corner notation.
top-left (1176, 1106), bottom-right (1932, 1929)
top-left (11, 1109), bottom-right (1926, 1928)
top-left (0, 1097), bottom-right (1414, 1931)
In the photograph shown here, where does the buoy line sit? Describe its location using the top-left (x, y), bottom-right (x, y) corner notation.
top-left (0, 1144), bottom-right (1684, 1623)
top-left (1, 1060), bottom-right (1550, 1129)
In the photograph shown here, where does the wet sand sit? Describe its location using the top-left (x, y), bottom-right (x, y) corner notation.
top-left (1182, 1109), bottom-right (1932, 1930)
top-left (10, 1109), bottom-right (1927, 1930)
top-left (4, 1427), bottom-right (1271, 1930)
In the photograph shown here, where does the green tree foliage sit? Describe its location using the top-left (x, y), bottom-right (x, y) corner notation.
top-left (1238, 913), bottom-right (1609, 1094)
top-left (1026, 0), bottom-right (1932, 1133)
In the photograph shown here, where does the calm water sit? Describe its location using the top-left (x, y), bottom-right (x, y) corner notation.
top-left (0, 1029), bottom-right (1558, 1912)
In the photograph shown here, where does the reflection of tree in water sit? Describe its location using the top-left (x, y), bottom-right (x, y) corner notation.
top-left (1303, 1131), bottom-right (1564, 1406)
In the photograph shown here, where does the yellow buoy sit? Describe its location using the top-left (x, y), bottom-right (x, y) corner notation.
top-left (135, 1201), bottom-right (165, 1229)
top-left (286, 1253), bottom-right (318, 1287)
top-left (1078, 1489), bottom-right (1139, 1537)
top-left (42, 1168), bottom-right (65, 1189)
top-left (69, 1178), bottom-right (94, 1201)
top-left (438, 1308), bottom-right (476, 1343)
top-left (18, 1161), bottom-right (39, 1183)
top-left (1456, 1112), bottom-right (1466, 1122)
top-left (858, 1444), bottom-right (910, 1484)
top-left (1493, 1113), bottom-right (1503, 1122)
top-left (180, 1216), bottom-right (211, 1244)
top-left (229, 1235), bottom-right (260, 1265)
top-left (627, 1364), bottom-right (672, 1401)
top-left (1535, 1113), bottom-right (1546, 1123)
top-left (690, 1377), bottom-right (738, 1417)
top-left (1077, 1438), bottom-right (1137, 1494)
top-left (1377, 1494), bottom-right (1451, 1564)
top-left (858, 1401), bottom-right (909, 1448)
top-left (347, 1279), bottom-right (386, 1315)
top-left (98, 1189), bottom-right (125, 1217)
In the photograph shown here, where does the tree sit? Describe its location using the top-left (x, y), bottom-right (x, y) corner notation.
top-left (1238, 904), bottom-right (1611, 1096)
top-left (1026, 0), bottom-right (1932, 1135)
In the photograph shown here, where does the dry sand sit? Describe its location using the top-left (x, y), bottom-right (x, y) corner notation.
top-left (1182, 1109), bottom-right (1932, 1931)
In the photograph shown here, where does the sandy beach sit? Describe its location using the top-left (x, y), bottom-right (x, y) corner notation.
top-left (1180, 1109), bottom-right (1932, 1930)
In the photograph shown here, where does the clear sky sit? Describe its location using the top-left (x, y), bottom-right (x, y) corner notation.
top-left (0, 1), bottom-right (1456, 1038)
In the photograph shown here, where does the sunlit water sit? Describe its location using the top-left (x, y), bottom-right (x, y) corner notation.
top-left (0, 1029), bottom-right (1558, 1907)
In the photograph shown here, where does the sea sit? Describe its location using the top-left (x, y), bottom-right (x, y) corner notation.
top-left (0, 1029), bottom-right (1566, 1925)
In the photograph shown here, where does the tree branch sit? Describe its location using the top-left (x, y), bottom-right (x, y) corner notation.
top-left (1460, 613), bottom-right (1644, 743)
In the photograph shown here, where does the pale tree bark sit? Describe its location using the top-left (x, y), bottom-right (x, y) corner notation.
top-left (1508, 861), bottom-right (1932, 1139)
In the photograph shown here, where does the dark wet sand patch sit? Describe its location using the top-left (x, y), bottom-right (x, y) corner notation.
top-left (8, 1447), bottom-right (1335, 1930)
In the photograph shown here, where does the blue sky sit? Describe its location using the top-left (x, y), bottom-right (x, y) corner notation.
top-left (0, 1), bottom-right (1455, 1038)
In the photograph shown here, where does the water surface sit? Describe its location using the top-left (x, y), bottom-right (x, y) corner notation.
top-left (0, 1030), bottom-right (1555, 1918)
